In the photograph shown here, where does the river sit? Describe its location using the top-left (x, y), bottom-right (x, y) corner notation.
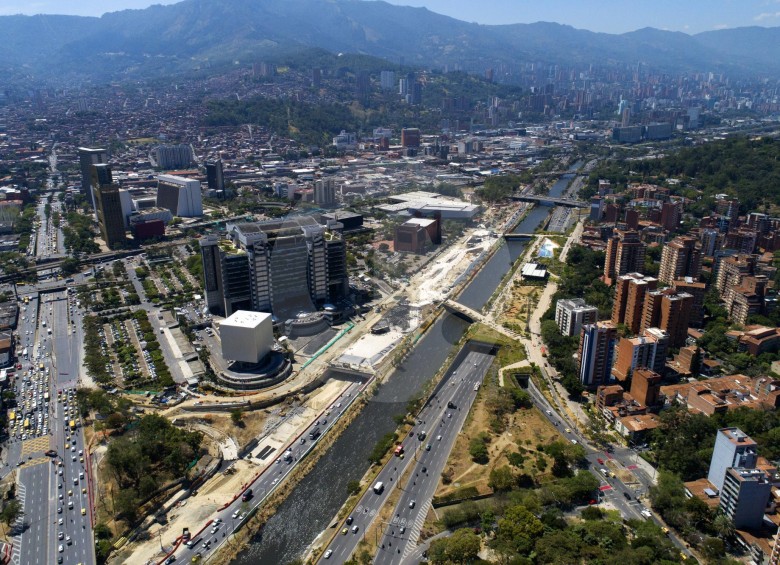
top-left (234, 161), bottom-right (583, 565)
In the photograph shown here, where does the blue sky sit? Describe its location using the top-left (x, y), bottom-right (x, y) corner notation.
top-left (1, 0), bottom-right (779, 34)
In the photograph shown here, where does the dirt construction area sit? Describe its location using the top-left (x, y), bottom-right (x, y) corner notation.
top-left (122, 378), bottom-right (354, 564)
top-left (437, 386), bottom-right (564, 499)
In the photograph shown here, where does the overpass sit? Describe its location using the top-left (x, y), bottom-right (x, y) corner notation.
top-left (503, 233), bottom-right (535, 240)
top-left (512, 194), bottom-right (588, 208)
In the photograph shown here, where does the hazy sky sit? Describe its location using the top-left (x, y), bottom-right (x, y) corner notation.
top-left (1, 0), bottom-right (780, 34)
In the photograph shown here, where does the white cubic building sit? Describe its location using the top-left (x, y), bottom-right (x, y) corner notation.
top-left (219, 310), bottom-right (274, 364)
top-left (156, 174), bottom-right (203, 217)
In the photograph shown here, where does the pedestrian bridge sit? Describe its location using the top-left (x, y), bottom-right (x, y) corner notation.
top-left (442, 299), bottom-right (485, 323)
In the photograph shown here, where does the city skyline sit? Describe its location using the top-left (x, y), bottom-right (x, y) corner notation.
top-left (1, 0), bottom-right (780, 34)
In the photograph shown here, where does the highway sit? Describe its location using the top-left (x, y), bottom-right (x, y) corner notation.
top-left (372, 351), bottom-right (493, 565)
top-left (8, 287), bottom-right (94, 565)
top-left (49, 288), bottom-right (94, 565)
top-left (168, 379), bottom-right (366, 565)
top-left (320, 349), bottom-right (494, 564)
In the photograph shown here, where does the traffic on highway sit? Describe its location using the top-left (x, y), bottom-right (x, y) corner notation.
top-left (322, 348), bottom-right (494, 564)
top-left (168, 379), bottom-right (365, 564)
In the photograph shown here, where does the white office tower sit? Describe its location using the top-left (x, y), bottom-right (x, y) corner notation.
top-left (156, 174), bottom-right (203, 217)
top-left (219, 311), bottom-right (274, 364)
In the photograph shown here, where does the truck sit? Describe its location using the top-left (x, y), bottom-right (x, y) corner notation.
top-left (372, 481), bottom-right (384, 494)
top-left (308, 428), bottom-right (321, 441)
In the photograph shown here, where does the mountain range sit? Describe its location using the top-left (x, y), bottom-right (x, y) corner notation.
top-left (2, 0), bottom-right (780, 84)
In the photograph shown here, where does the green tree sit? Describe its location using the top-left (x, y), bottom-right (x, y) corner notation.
top-left (494, 504), bottom-right (544, 555)
top-left (230, 409), bottom-right (244, 426)
top-left (488, 466), bottom-right (515, 492)
top-left (468, 437), bottom-right (489, 464)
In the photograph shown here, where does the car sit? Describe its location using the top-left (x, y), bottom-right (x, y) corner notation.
top-left (68, 490), bottom-right (72, 496)
top-left (57, 507), bottom-right (62, 514)
top-left (421, 466), bottom-right (427, 473)
top-left (346, 516), bottom-right (353, 525)
top-left (662, 527), bottom-right (670, 535)
top-left (341, 528), bottom-right (348, 535)
top-left (58, 531), bottom-right (64, 540)
top-left (436, 435), bottom-right (442, 441)
top-left (623, 492), bottom-right (632, 500)
top-left (210, 525), bottom-right (219, 534)
top-left (324, 549), bottom-right (333, 559)
top-left (58, 517), bottom-right (63, 525)
top-left (600, 468), bottom-right (609, 476)
top-left (565, 428), bottom-right (571, 433)
top-left (68, 501), bottom-right (73, 509)
top-left (597, 458), bottom-right (604, 465)
top-left (400, 526), bottom-right (406, 534)
top-left (81, 508), bottom-right (86, 516)
top-left (425, 444), bottom-right (431, 451)
top-left (409, 500), bottom-right (415, 509)
top-left (232, 510), bottom-right (240, 519)
top-left (58, 544), bottom-right (63, 553)
top-left (66, 535), bottom-right (71, 545)
top-left (351, 525), bottom-right (359, 534)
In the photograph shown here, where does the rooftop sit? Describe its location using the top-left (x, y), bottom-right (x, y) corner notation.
top-left (221, 310), bottom-right (272, 329)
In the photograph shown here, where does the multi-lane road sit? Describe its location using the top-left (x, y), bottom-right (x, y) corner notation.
top-left (321, 349), bottom-right (494, 564)
top-left (8, 288), bottom-right (94, 565)
top-left (169, 379), bottom-right (366, 564)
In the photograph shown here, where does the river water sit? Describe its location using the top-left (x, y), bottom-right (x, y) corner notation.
top-left (234, 162), bottom-right (583, 565)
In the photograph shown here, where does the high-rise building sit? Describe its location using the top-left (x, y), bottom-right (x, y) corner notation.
top-left (699, 228), bottom-right (721, 257)
top-left (156, 175), bottom-right (203, 217)
top-left (629, 368), bottom-right (662, 407)
top-left (719, 468), bottom-right (771, 529)
top-left (612, 273), bottom-right (657, 334)
top-left (92, 164), bottom-right (126, 249)
top-left (577, 321), bottom-right (617, 389)
top-left (154, 144), bottom-right (194, 170)
top-left (356, 70), bottom-right (370, 98)
top-left (715, 254), bottom-right (757, 298)
top-left (708, 428), bottom-right (758, 491)
top-left (604, 230), bottom-right (645, 286)
top-left (640, 289), bottom-right (693, 348)
top-left (725, 228), bottom-right (758, 254)
top-left (555, 298), bottom-right (598, 337)
top-left (660, 201), bottom-right (682, 233)
top-left (78, 147), bottom-right (108, 208)
top-left (380, 70), bottom-right (395, 90)
top-left (200, 218), bottom-right (347, 318)
top-left (672, 277), bottom-right (707, 327)
top-left (205, 160), bottom-right (225, 194)
top-left (658, 236), bottom-right (702, 286)
top-left (611, 328), bottom-right (668, 381)
top-left (401, 128), bottom-right (421, 148)
top-left (724, 275), bottom-right (769, 325)
top-left (314, 178), bottom-right (337, 207)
